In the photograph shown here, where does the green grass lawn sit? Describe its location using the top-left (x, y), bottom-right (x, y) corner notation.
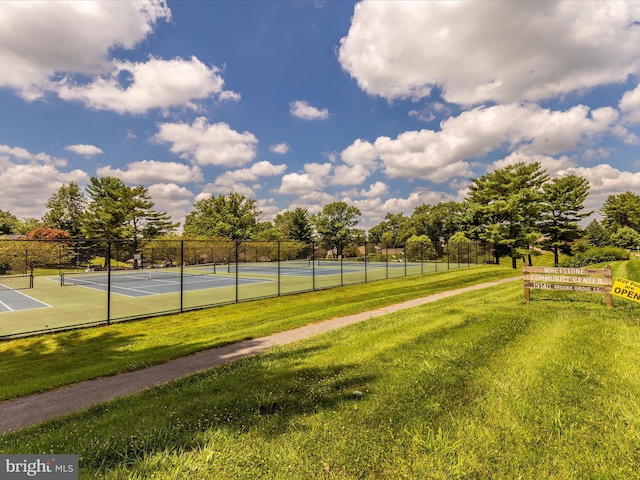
top-left (0, 265), bottom-right (518, 401)
top-left (1, 261), bottom-right (639, 479)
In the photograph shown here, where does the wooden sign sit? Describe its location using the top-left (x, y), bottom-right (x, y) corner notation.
top-left (523, 265), bottom-right (612, 307)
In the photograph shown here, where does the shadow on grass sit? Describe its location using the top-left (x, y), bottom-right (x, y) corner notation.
top-left (0, 342), bottom-right (376, 474)
top-left (0, 329), bottom-right (219, 400)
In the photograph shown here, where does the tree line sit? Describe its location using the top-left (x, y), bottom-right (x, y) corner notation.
top-left (0, 163), bottom-right (639, 268)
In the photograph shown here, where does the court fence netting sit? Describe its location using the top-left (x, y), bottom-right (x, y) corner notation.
top-left (0, 238), bottom-right (493, 339)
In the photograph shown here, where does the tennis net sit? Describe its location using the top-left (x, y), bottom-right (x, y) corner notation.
top-left (0, 273), bottom-right (33, 291)
top-left (316, 257), bottom-right (368, 266)
top-left (61, 264), bottom-right (219, 286)
top-left (226, 259), bottom-right (311, 273)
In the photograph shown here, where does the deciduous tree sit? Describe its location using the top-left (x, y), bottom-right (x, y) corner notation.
top-left (0, 210), bottom-right (18, 235)
top-left (42, 181), bottom-right (86, 237)
top-left (312, 201), bottom-right (361, 257)
top-left (183, 192), bottom-right (261, 240)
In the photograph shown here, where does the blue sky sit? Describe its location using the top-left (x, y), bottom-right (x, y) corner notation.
top-left (1, 1), bottom-right (640, 230)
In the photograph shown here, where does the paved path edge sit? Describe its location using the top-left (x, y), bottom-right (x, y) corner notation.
top-left (0, 276), bottom-right (519, 434)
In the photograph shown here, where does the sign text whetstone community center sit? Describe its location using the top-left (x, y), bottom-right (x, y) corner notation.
top-left (523, 265), bottom-right (612, 307)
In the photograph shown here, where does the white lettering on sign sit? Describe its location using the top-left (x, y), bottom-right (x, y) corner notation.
top-left (529, 275), bottom-right (604, 284)
top-left (541, 267), bottom-right (586, 275)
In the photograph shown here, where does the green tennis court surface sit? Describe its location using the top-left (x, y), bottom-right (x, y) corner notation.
top-left (60, 270), bottom-right (270, 297)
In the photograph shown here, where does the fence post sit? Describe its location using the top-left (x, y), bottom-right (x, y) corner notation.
top-left (386, 247), bottom-right (389, 279)
top-left (312, 241), bottom-right (316, 290)
top-left (180, 240), bottom-right (184, 313)
top-left (364, 241), bottom-right (368, 283)
top-left (235, 241), bottom-right (239, 303)
top-left (447, 242), bottom-right (450, 270)
top-left (404, 246), bottom-right (407, 277)
top-left (277, 241), bottom-right (281, 297)
top-left (106, 240), bottom-right (111, 326)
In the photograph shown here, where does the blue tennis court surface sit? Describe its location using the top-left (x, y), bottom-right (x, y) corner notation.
top-left (60, 271), bottom-right (271, 298)
top-left (0, 289), bottom-right (49, 312)
top-left (57, 261), bottom-right (409, 298)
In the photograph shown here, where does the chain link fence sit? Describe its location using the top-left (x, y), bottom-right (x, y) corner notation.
top-left (0, 238), bottom-right (493, 339)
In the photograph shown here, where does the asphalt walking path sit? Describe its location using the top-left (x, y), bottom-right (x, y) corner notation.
top-left (0, 276), bottom-right (519, 435)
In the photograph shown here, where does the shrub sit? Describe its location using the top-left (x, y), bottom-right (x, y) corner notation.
top-left (559, 246), bottom-right (629, 267)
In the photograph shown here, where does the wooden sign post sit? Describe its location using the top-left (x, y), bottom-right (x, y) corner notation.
top-left (523, 265), bottom-right (612, 307)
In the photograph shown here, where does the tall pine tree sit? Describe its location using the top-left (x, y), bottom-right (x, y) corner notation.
top-left (468, 162), bottom-right (548, 268)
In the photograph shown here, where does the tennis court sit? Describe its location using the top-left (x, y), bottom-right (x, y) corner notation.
top-left (0, 289), bottom-right (49, 312)
top-left (59, 268), bottom-right (271, 298)
top-left (0, 238), bottom-right (491, 338)
top-left (0, 274), bottom-right (49, 312)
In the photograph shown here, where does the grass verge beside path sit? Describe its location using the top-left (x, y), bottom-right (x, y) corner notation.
top-left (0, 265), bottom-right (517, 401)
top-left (1, 261), bottom-right (639, 479)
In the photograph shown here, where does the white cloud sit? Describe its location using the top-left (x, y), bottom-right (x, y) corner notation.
top-left (269, 142), bottom-right (289, 154)
top-left (0, 0), bottom-right (171, 100)
top-left (342, 103), bottom-right (622, 182)
top-left (341, 181), bottom-right (389, 199)
top-left (198, 161), bottom-right (286, 199)
top-left (198, 182), bottom-right (257, 199)
top-left (0, 154), bottom-right (88, 219)
top-left (338, 1), bottom-right (640, 105)
top-left (289, 100), bottom-right (330, 120)
top-left (249, 161), bottom-right (287, 177)
top-left (562, 163), bottom-right (640, 217)
top-left (97, 160), bottom-right (203, 184)
top-left (0, 144), bottom-right (67, 167)
top-left (360, 181), bottom-right (388, 199)
top-left (274, 162), bottom-right (332, 195)
top-left (65, 144), bottom-right (104, 157)
top-left (146, 183), bottom-right (193, 228)
top-left (58, 56), bottom-right (236, 114)
top-left (340, 138), bottom-right (378, 167)
top-left (344, 189), bottom-right (456, 230)
top-left (330, 164), bottom-right (371, 186)
top-left (620, 84), bottom-right (640, 124)
top-left (489, 152), bottom-right (577, 178)
top-left (256, 198), bottom-right (281, 222)
top-left (153, 117), bottom-right (258, 167)
top-left (287, 191), bottom-right (337, 214)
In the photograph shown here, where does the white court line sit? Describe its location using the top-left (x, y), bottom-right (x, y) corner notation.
top-left (66, 281), bottom-right (160, 298)
top-left (0, 288), bottom-right (51, 308)
top-left (0, 299), bottom-right (14, 311)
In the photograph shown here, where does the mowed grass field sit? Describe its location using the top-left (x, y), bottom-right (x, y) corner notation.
top-left (1, 260), bottom-right (640, 478)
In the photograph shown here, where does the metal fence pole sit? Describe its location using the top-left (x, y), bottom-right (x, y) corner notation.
top-left (277, 241), bottom-right (281, 297)
top-left (364, 241), bottom-right (368, 283)
top-left (312, 241), bottom-right (316, 291)
top-left (180, 240), bottom-right (184, 313)
top-left (235, 241), bottom-right (239, 303)
top-left (386, 247), bottom-right (389, 279)
top-left (404, 246), bottom-right (407, 277)
top-left (107, 240), bottom-right (111, 326)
